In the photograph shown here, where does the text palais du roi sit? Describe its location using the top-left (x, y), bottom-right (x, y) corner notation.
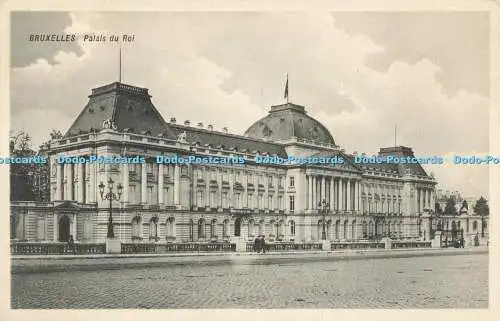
top-left (29, 33), bottom-right (136, 43)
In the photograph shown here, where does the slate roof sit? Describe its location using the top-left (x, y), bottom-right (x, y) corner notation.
top-left (65, 82), bottom-right (176, 139)
top-left (244, 103), bottom-right (336, 145)
top-left (169, 124), bottom-right (287, 157)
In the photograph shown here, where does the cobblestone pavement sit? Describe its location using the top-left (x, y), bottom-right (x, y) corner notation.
top-left (11, 253), bottom-right (488, 309)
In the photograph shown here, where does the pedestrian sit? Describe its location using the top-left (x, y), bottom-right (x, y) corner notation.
top-left (254, 236), bottom-right (261, 253)
top-left (261, 236), bottom-right (266, 254)
top-left (460, 237), bottom-right (465, 248)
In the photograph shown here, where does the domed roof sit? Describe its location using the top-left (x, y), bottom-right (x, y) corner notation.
top-left (244, 103), bottom-right (336, 145)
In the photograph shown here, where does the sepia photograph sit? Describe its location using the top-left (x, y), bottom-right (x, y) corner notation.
top-left (2, 3), bottom-right (497, 317)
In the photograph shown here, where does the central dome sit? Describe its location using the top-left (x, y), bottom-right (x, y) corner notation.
top-left (244, 103), bottom-right (336, 145)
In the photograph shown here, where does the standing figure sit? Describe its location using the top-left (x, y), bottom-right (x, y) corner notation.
top-left (261, 236), bottom-right (266, 254)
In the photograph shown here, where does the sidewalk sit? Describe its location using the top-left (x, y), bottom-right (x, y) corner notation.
top-left (11, 246), bottom-right (488, 274)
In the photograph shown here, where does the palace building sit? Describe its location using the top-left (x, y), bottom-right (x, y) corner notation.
top-left (11, 81), bottom-right (441, 245)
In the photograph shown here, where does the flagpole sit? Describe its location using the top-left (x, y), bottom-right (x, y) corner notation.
top-left (119, 47), bottom-right (122, 83)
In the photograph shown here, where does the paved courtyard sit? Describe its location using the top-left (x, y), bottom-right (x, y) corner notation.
top-left (11, 253), bottom-right (488, 309)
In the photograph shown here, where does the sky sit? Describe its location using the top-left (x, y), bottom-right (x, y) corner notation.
top-left (10, 11), bottom-right (490, 199)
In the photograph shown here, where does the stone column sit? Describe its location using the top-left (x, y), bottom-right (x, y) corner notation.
top-left (312, 176), bottom-right (318, 210)
top-left (338, 178), bottom-right (344, 212)
top-left (53, 213), bottom-right (58, 241)
top-left (330, 177), bottom-right (335, 210)
top-left (72, 213), bottom-right (77, 240)
top-left (122, 162), bottom-right (129, 203)
top-left (420, 188), bottom-right (424, 213)
top-left (62, 164), bottom-right (68, 200)
top-left (158, 163), bottom-right (164, 205)
top-left (89, 163), bottom-right (96, 203)
top-left (347, 180), bottom-right (352, 212)
top-left (141, 162), bottom-right (147, 203)
top-left (354, 181), bottom-right (359, 212)
top-left (56, 163), bottom-right (62, 200)
top-left (78, 163), bottom-right (84, 202)
top-left (67, 164), bottom-right (74, 201)
top-left (205, 168), bottom-right (210, 208)
top-left (174, 164), bottom-right (180, 205)
top-left (308, 175), bottom-right (313, 209)
top-left (321, 176), bottom-right (326, 201)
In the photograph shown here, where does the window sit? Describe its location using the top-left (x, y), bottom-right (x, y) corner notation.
top-left (290, 221), bottom-right (296, 235)
top-left (37, 215), bottom-right (46, 241)
top-left (211, 219), bottom-right (217, 237)
top-left (166, 217), bottom-right (175, 237)
top-left (268, 175), bottom-right (273, 186)
top-left (222, 192), bottom-right (228, 208)
top-left (289, 196), bottom-right (295, 211)
top-left (258, 194), bottom-right (263, 208)
top-left (189, 219), bottom-right (194, 241)
top-left (132, 216), bottom-right (142, 239)
top-left (210, 191), bottom-right (216, 207)
top-left (235, 193), bottom-right (241, 208)
top-left (223, 219), bottom-right (230, 237)
top-left (268, 195), bottom-right (273, 209)
top-left (289, 176), bottom-right (295, 187)
top-left (197, 191), bottom-right (204, 206)
top-left (149, 217), bottom-right (158, 239)
top-left (278, 196), bottom-right (283, 210)
top-left (249, 219), bottom-right (255, 236)
top-left (198, 219), bottom-right (205, 238)
top-left (472, 221), bottom-right (478, 231)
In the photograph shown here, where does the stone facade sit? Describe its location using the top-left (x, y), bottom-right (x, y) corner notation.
top-left (11, 82), bottom-right (445, 244)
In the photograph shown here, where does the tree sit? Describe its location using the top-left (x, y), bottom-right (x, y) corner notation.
top-left (9, 130), bottom-right (36, 201)
top-left (10, 129), bottom-right (61, 202)
top-left (444, 196), bottom-right (458, 215)
top-left (474, 196), bottom-right (489, 237)
top-left (473, 197), bottom-right (489, 216)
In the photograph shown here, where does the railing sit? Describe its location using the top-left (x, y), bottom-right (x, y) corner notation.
top-left (331, 242), bottom-right (385, 250)
top-left (11, 242), bottom-right (106, 255)
top-left (391, 241), bottom-right (431, 249)
top-left (121, 242), bottom-right (236, 254)
top-left (246, 242), bottom-right (323, 252)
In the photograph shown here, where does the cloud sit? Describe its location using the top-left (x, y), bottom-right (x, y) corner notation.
top-left (10, 12), bottom-right (489, 198)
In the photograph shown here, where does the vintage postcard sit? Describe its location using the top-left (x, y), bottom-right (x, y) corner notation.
top-left (1, 0), bottom-right (498, 320)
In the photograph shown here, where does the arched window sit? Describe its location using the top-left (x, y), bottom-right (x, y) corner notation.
top-left (362, 221), bottom-right (368, 238)
top-left (211, 219), bottom-right (217, 237)
top-left (198, 219), bottom-right (205, 239)
top-left (149, 216), bottom-right (158, 240)
top-left (335, 220), bottom-right (340, 239)
top-left (234, 218), bottom-right (242, 237)
top-left (351, 220), bottom-right (356, 240)
top-left (472, 221), bottom-right (478, 231)
top-left (290, 220), bottom-right (296, 236)
top-left (270, 220), bottom-right (276, 236)
top-left (343, 220), bottom-right (348, 239)
top-left (132, 216), bottom-right (142, 239)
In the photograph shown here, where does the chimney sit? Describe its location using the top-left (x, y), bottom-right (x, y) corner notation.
top-left (222, 127), bottom-right (228, 133)
top-left (170, 117), bottom-right (176, 123)
top-left (184, 120), bottom-right (190, 126)
top-left (197, 122), bottom-right (203, 128)
top-left (207, 124), bottom-right (213, 131)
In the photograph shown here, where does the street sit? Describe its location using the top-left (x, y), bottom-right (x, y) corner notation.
top-left (11, 253), bottom-right (487, 309)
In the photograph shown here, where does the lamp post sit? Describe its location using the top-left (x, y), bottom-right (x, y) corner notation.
top-left (98, 177), bottom-right (123, 239)
top-left (318, 199), bottom-right (330, 240)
